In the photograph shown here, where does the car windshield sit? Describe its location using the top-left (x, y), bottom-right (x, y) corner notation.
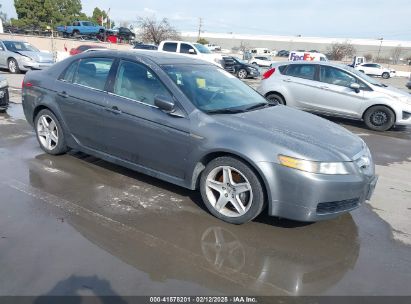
top-left (4, 41), bottom-right (39, 52)
top-left (162, 64), bottom-right (270, 113)
top-left (345, 65), bottom-right (386, 87)
top-left (194, 43), bottom-right (211, 54)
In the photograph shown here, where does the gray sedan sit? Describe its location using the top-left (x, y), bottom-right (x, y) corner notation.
top-left (0, 40), bottom-right (54, 73)
top-left (21, 50), bottom-right (377, 224)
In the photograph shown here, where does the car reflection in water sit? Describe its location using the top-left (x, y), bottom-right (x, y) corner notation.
top-left (28, 153), bottom-right (360, 296)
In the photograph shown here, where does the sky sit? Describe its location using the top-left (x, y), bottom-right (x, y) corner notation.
top-left (2, 0), bottom-right (410, 40)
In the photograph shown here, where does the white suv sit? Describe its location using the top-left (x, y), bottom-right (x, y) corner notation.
top-left (257, 61), bottom-right (411, 131)
top-left (355, 63), bottom-right (396, 79)
top-left (249, 56), bottom-right (274, 67)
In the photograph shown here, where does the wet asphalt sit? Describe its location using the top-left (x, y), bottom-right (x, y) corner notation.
top-left (1, 80), bottom-right (411, 297)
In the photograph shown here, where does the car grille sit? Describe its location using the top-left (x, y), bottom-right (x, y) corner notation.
top-left (0, 89), bottom-right (9, 107)
top-left (316, 198), bottom-right (359, 214)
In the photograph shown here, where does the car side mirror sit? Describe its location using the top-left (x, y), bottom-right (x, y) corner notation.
top-left (155, 95), bottom-right (175, 113)
top-left (189, 49), bottom-right (196, 54)
top-left (350, 83), bottom-right (361, 93)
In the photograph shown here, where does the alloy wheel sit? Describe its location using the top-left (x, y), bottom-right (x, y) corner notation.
top-left (205, 166), bottom-right (253, 217)
top-left (8, 60), bottom-right (16, 73)
top-left (37, 114), bottom-right (59, 151)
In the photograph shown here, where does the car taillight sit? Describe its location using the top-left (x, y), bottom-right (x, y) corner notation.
top-left (22, 80), bottom-right (33, 88)
top-left (262, 68), bottom-right (275, 79)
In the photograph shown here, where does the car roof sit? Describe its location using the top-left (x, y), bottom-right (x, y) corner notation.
top-left (74, 49), bottom-right (213, 65)
top-left (271, 61), bottom-right (349, 69)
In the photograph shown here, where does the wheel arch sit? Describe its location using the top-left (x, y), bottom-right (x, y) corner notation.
top-left (362, 103), bottom-right (397, 122)
top-left (190, 151), bottom-right (270, 207)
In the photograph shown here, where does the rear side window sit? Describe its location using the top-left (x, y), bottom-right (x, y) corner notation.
top-left (278, 65), bottom-right (288, 74)
top-left (163, 42), bottom-right (177, 52)
top-left (113, 60), bottom-right (171, 106)
top-left (285, 64), bottom-right (316, 80)
top-left (74, 58), bottom-right (113, 91)
top-left (59, 60), bottom-right (79, 82)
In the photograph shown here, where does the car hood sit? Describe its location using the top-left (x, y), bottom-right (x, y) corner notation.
top-left (16, 51), bottom-right (54, 63)
top-left (213, 106), bottom-right (364, 162)
top-left (375, 85), bottom-right (411, 105)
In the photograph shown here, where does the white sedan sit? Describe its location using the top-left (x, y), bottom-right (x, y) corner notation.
top-left (355, 63), bottom-right (396, 79)
top-left (249, 56), bottom-right (274, 67)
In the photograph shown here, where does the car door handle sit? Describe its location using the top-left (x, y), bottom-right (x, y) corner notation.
top-left (105, 106), bottom-right (122, 114)
top-left (283, 79), bottom-right (292, 82)
top-left (319, 86), bottom-right (329, 90)
top-left (58, 91), bottom-right (69, 98)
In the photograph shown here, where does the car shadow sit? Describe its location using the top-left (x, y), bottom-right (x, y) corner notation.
top-left (68, 151), bottom-right (312, 229)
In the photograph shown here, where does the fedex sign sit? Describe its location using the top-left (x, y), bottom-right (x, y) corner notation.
top-left (289, 52), bottom-right (316, 61)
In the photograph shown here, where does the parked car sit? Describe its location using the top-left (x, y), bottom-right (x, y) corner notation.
top-left (222, 56), bottom-right (260, 79)
top-left (257, 61), bottom-right (411, 131)
top-left (69, 45), bottom-right (106, 56)
top-left (0, 74), bottom-right (9, 112)
top-left (249, 56), bottom-right (274, 67)
top-left (158, 40), bottom-right (223, 66)
top-left (0, 40), bottom-right (54, 73)
top-left (56, 21), bottom-right (105, 37)
top-left (107, 27), bottom-right (135, 41)
top-left (355, 63), bottom-right (395, 79)
top-left (406, 74), bottom-right (411, 90)
top-left (22, 50), bottom-right (377, 224)
top-left (133, 43), bottom-right (158, 50)
top-left (277, 50), bottom-right (289, 57)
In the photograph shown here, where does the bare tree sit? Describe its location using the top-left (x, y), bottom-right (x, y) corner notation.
top-left (136, 16), bottom-right (181, 45)
top-left (364, 53), bottom-right (373, 62)
top-left (327, 42), bottom-right (356, 61)
top-left (390, 45), bottom-right (403, 65)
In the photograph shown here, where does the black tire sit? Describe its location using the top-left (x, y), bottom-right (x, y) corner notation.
top-left (200, 156), bottom-right (265, 224)
top-left (382, 72), bottom-right (390, 79)
top-left (266, 93), bottom-right (286, 105)
top-left (72, 30), bottom-right (79, 37)
top-left (363, 105), bottom-right (395, 131)
top-left (34, 109), bottom-right (68, 155)
top-left (8, 58), bottom-right (21, 74)
top-left (252, 62), bottom-right (258, 66)
top-left (237, 68), bottom-right (248, 79)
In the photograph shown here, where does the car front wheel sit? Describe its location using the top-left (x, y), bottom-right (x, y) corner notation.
top-left (237, 69), bottom-right (248, 79)
top-left (35, 109), bottom-right (68, 155)
top-left (363, 105), bottom-right (395, 131)
top-left (200, 157), bottom-right (265, 224)
top-left (382, 72), bottom-right (390, 79)
top-left (8, 58), bottom-right (21, 74)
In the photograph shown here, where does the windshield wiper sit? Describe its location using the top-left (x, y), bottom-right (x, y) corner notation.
top-left (244, 102), bottom-right (273, 111)
top-left (206, 108), bottom-right (245, 114)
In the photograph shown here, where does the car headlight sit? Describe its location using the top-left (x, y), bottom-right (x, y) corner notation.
top-left (0, 79), bottom-right (8, 88)
top-left (22, 56), bottom-right (34, 62)
top-left (278, 155), bottom-right (350, 175)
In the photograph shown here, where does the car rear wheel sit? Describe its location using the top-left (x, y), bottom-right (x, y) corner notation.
top-left (200, 157), bottom-right (265, 224)
top-left (363, 106), bottom-right (395, 131)
top-left (8, 58), bottom-right (21, 74)
top-left (35, 109), bottom-right (68, 155)
top-left (237, 69), bottom-right (248, 79)
top-left (382, 72), bottom-right (390, 79)
top-left (266, 93), bottom-right (286, 105)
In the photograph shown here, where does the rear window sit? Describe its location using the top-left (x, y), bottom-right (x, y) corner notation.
top-left (163, 42), bottom-right (177, 52)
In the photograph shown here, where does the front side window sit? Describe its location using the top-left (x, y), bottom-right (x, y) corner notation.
top-left (319, 66), bottom-right (359, 88)
top-left (285, 64), bottom-right (316, 80)
top-left (73, 58), bottom-right (113, 91)
top-left (163, 43), bottom-right (177, 52)
top-left (180, 43), bottom-right (196, 54)
top-left (162, 64), bottom-right (269, 113)
top-left (113, 61), bottom-right (171, 106)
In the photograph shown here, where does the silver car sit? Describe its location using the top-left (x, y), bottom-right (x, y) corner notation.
top-left (0, 40), bottom-right (54, 74)
top-left (258, 61), bottom-right (411, 131)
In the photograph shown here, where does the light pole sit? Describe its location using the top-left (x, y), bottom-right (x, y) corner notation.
top-left (377, 37), bottom-right (383, 62)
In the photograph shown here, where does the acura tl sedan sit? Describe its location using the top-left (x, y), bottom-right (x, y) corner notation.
top-left (258, 61), bottom-right (411, 131)
top-left (22, 50), bottom-right (377, 224)
top-left (0, 40), bottom-right (55, 73)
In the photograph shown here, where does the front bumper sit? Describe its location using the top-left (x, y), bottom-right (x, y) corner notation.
top-left (258, 162), bottom-right (378, 222)
top-left (19, 59), bottom-right (54, 71)
top-left (0, 86), bottom-right (9, 110)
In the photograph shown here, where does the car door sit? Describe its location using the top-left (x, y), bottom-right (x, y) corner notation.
top-left (281, 64), bottom-right (319, 109)
top-left (54, 57), bottom-right (116, 152)
top-left (310, 65), bottom-right (366, 118)
top-left (105, 60), bottom-right (191, 179)
top-left (0, 42), bottom-right (6, 67)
